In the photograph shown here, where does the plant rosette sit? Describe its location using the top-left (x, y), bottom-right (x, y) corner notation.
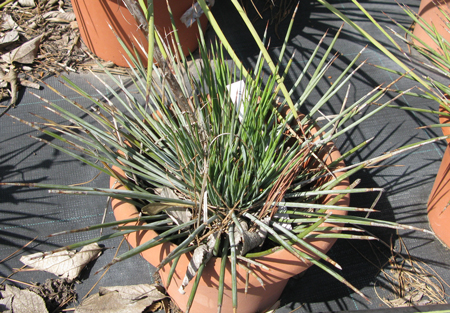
top-left (110, 121), bottom-right (350, 313)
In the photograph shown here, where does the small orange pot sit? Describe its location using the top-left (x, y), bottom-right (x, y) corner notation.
top-left (110, 132), bottom-right (349, 312)
top-left (71, 0), bottom-right (207, 67)
top-left (413, 0), bottom-right (450, 54)
top-left (427, 107), bottom-right (450, 248)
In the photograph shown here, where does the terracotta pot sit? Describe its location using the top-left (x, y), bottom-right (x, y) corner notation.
top-left (413, 0), bottom-right (450, 54)
top-left (71, 0), bottom-right (207, 67)
top-left (110, 132), bottom-right (350, 312)
top-left (439, 105), bottom-right (450, 141)
top-left (427, 106), bottom-right (450, 248)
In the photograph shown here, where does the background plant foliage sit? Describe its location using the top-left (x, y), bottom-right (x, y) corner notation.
top-left (356, 1), bottom-right (450, 126)
top-left (318, 0), bottom-right (450, 113)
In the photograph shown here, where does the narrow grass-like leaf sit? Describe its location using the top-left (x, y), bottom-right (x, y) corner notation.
top-left (217, 236), bottom-right (229, 313)
top-left (228, 224), bottom-right (238, 313)
top-left (157, 216), bottom-right (217, 271)
top-left (186, 260), bottom-right (207, 313)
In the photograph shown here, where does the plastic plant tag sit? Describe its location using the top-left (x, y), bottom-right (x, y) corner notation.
top-left (180, 0), bottom-right (215, 28)
top-left (180, 3), bottom-right (202, 28)
top-left (226, 80), bottom-right (248, 123)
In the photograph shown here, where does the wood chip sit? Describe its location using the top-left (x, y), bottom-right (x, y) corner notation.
top-left (70, 20), bottom-right (78, 29)
top-left (19, 79), bottom-right (40, 89)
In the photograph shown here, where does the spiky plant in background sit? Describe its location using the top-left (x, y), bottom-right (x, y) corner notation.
top-left (357, 0), bottom-right (450, 126)
top-left (318, 0), bottom-right (450, 116)
top-left (2, 0), bottom-right (444, 311)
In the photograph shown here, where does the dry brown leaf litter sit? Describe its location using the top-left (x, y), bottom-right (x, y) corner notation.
top-left (30, 278), bottom-right (76, 312)
top-left (0, 284), bottom-right (49, 313)
top-left (1, 242), bottom-right (169, 312)
top-left (0, 0), bottom-right (128, 114)
top-left (375, 236), bottom-right (450, 307)
top-left (0, 281), bottom-right (168, 313)
top-left (0, 0), bottom-right (80, 106)
top-left (0, 0), bottom-right (294, 112)
top-left (75, 284), bottom-right (167, 313)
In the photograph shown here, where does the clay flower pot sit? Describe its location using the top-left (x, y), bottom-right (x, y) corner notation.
top-left (71, 0), bottom-right (207, 67)
top-left (110, 128), bottom-right (350, 312)
top-left (413, 0), bottom-right (450, 54)
top-left (427, 106), bottom-right (450, 248)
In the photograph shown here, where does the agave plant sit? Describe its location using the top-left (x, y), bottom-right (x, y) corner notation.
top-left (2, 0), bottom-right (442, 311)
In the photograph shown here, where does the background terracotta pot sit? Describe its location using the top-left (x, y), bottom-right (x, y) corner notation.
top-left (413, 0), bottom-right (450, 54)
top-left (71, 0), bottom-right (207, 67)
top-left (427, 107), bottom-right (450, 248)
top-left (110, 137), bottom-right (350, 312)
top-left (439, 105), bottom-right (450, 140)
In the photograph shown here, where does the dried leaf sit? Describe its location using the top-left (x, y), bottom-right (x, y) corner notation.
top-left (0, 30), bottom-right (19, 49)
top-left (159, 188), bottom-right (192, 226)
top-left (0, 66), bottom-right (6, 79)
top-left (417, 299), bottom-right (430, 306)
top-left (179, 233), bottom-right (217, 294)
top-left (42, 11), bottom-right (76, 23)
top-left (1, 285), bottom-right (48, 313)
top-left (20, 243), bottom-right (102, 281)
top-left (45, 0), bottom-right (59, 7)
top-left (19, 0), bottom-right (36, 7)
top-left (19, 79), bottom-right (40, 90)
top-left (0, 64), bottom-right (18, 108)
top-left (99, 284), bottom-right (166, 301)
top-left (233, 217), bottom-right (269, 255)
top-left (0, 294), bottom-right (13, 312)
top-left (2, 35), bottom-right (43, 64)
top-left (76, 284), bottom-right (166, 313)
top-left (1, 14), bottom-right (19, 31)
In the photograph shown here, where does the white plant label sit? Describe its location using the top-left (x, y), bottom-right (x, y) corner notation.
top-left (226, 80), bottom-right (248, 123)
